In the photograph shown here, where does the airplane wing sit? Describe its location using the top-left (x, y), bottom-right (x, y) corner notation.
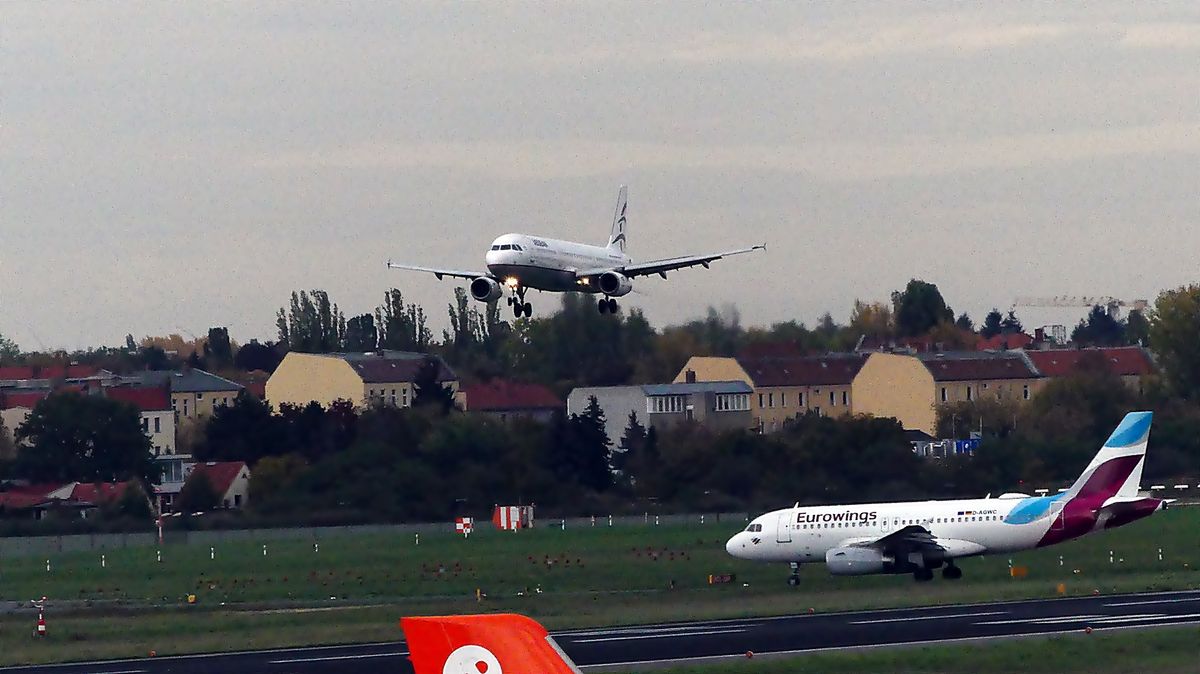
top-left (386, 261), bottom-right (487, 281)
top-left (849, 525), bottom-right (944, 556)
top-left (576, 244), bottom-right (765, 279)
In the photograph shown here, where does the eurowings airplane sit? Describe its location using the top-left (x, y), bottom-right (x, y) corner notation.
top-left (403, 613), bottom-right (581, 674)
top-left (727, 411), bottom-right (1170, 583)
top-left (387, 187), bottom-right (764, 318)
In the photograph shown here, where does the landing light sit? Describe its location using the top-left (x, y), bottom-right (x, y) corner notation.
top-left (504, 277), bottom-right (519, 288)
top-left (578, 278), bottom-right (589, 285)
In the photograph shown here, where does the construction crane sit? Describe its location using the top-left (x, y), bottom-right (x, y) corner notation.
top-left (1012, 296), bottom-right (1149, 319)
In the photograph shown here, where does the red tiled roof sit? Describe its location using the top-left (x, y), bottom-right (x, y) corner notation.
top-left (0, 483), bottom-right (67, 508)
top-left (1, 390), bottom-right (50, 409)
top-left (0, 365), bottom-right (101, 380)
top-left (463, 380), bottom-right (560, 412)
top-left (106, 386), bottom-right (171, 411)
top-left (976, 333), bottom-right (1034, 351)
top-left (919, 352), bottom-right (1039, 381)
top-left (736, 355), bottom-right (868, 387)
top-left (69, 482), bottom-right (130, 504)
top-left (189, 462), bottom-right (247, 496)
top-left (1026, 347), bottom-right (1155, 378)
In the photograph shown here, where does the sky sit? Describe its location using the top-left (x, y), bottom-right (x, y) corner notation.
top-left (2, 3), bottom-right (1199, 350)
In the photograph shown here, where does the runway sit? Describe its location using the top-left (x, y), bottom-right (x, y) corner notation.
top-left (3, 589), bottom-right (1198, 674)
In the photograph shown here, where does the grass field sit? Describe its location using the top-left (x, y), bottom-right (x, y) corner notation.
top-left (0, 507), bottom-right (1196, 665)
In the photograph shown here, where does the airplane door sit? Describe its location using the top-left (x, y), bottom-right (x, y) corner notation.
top-left (1050, 500), bottom-right (1065, 531)
top-left (882, 515), bottom-right (892, 533)
top-left (776, 513), bottom-right (792, 543)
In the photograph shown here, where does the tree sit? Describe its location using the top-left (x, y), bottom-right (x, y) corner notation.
top-left (1000, 310), bottom-right (1024, 335)
top-left (1149, 285), bottom-right (1200, 399)
top-left (0, 332), bottom-right (18, 362)
top-left (14, 393), bottom-right (158, 485)
top-left (178, 470), bottom-right (221, 512)
top-left (0, 416), bottom-right (15, 461)
top-left (248, 454), bottom-right (309, 509)
top-left (204, 327), bottom-right (234, 369)
top-left (980, 309), bottom-right (1004, 339)
top-left (848, 300), bottom-right (893, 341)
top-left (892, 279), bottom-right (954, 337)
top-left (954, 313), bottom-right (974, 332)
top-left (376, 288), bottom-right (432, 351)
top-left (343, 314), bottom-right (378, 352)
top-left (234, 339), bottom-right (282, 373)
top-left (107, 481), bottom-right (153, 520)
top-left (276, 290), bottom-right (345, 353)
top-left (1070, 305), bottom-right (1125, 346)
top-left (412, 356), bottom-right (456, 412)
top-left (612, 411), bottom-right (645, 479)
top-left (1125, 309), bottom-right (1150, 347)
top-left (196, 392), bottom-right (288, 464)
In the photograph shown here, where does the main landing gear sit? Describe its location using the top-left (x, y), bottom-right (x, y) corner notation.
top-left (941, 563), bottom-right (963, 580)
top-left (598, 297), bottom-right (619, 314)
top-left (786, 562), bottom-right (801, 587)
top-left (508, 288), bottom-right (531, 318)
top-left (913, 567), bottom-right (935, 582)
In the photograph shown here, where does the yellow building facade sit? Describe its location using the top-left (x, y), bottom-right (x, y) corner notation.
top-left (266, 351), bottom-right (459, 409)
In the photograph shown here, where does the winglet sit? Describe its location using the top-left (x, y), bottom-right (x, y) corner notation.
top-left (401, 614), bottom-right (580, 674)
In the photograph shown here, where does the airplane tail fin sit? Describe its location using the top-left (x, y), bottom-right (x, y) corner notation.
top-left (607, 185), bottom-right (628, 254)
top-left (402, 614), bottom-right (582, 674)
top-left (1063, 411), bottom-right (1152, 502)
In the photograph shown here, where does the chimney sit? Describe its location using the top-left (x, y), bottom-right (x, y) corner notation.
top-left (685, 369), bottom-right (696, 384)
top-left (1034, 327), bottom-right (1045, 343)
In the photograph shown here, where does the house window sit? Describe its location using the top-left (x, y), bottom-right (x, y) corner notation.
top-left (647, 395), bottom-right (685, 414)
top-left (197, 393), bottom-right (203, 400)
top-left (1023, 384), bottom-right (1030, 400)
top-left (966, 386), bottom-right (973, 401)
top-left (842, 391), bottom-right (848, 406)
top-left (941, 387), bottom-right (947, 403)
top-left (829, 391), bottom-right (835, 406)
top-left (402, 389), bottom-right (409, 406)
top-left (798, 392), bottom-right (805, 407)
top-left (758, 393), bottom-right (764, 408)
top-left (781, 393), bottom-right (787, 408)
top-left (768, 393), bottom-right (774, 408)
top-left (154, 417), bottom-right (161, 434)
top-left (715, 393), bottom-right (749, 412)
top-left (142, 417), bottom-right (149, 432)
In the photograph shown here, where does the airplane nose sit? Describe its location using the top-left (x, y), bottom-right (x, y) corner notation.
top-left (725, 533), bottom-right (744, 557)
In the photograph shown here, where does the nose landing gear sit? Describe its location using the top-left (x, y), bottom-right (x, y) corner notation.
top-left (507, 288), bottom-right (531, 318)
top-left (942, 563), bottom-right (963, 580)
top-left (598, 297), bottom-right (619, 314)
top-left (786, 562), bottom-right (801, 587)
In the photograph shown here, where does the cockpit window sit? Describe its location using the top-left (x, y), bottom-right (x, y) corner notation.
top-left (513, 244), bottom-right (523, 251)
top-left (491, 245), bottom-right (500, 251)
top-left (745, 523), bottom-right (763, 532)
top-left (500, 244), bottom-right (512, 250)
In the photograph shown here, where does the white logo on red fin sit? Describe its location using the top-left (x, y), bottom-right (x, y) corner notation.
top-left (443, 644), bottom-right (502, 674)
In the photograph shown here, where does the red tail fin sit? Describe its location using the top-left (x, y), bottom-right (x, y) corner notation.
top-left (401, 614), bottom-right (580, 674)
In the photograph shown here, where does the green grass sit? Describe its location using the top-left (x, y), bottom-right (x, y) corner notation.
top-left (633, 626), bottom-right (1200, 674)
top-left (0, 508), bottom-right (1196, 665)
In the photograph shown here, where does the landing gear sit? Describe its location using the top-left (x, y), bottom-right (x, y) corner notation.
top-left (597, 297), bottom-right (619, 314)
top-left (913, 567), bottom-right (935, 582)
top-left (508, 288), bottom-right (531, 318)
top-left (942, 563), bottom-right (963, 580)
top-left (786, 562), bottom-right (800, 587)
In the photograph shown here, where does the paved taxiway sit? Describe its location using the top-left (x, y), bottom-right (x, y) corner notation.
top-left (3, 590), bottom-right (1198, 673)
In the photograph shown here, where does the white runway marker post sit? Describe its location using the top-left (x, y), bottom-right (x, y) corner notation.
top-left (210, 546), bottom-right (215, 560)
top-left (157, 549), bottom-right (162, 563)
top-left (314, 542), bottom-right (320, 553)
top-left (101, 554), bottom-right (106, 568)
top-left (263, 544), bottom-right (268, 557)
top-left (45, 559), bottom-right (50, 573)
top-left (1158, 548), bottom-right (1163, 562)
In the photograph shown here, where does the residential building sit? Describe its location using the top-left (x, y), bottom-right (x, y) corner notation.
top-left (461, 379), bottom-right (561, 423)
top-left (0, 480), bottom-right (145, 520)
top-left (105, 386), bottom-right (177, 457)
top-left (674, 354), bottom-right (867, 433)
top-left (266, 351), bottom-right (459, 409)
top-left (975, 332), bottom-right (1035, 351)
top-left (130, 369), bottom-right (244, 421)
top-left (188, 461), bottom-right (252, 510)
top-left (1024, 346), bottom-right (1155, 393)
top-left (567, 381), bottom-right (754, 444)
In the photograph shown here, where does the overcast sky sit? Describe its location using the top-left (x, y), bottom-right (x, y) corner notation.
top-left (3, 3), bottom-right (1198, 350)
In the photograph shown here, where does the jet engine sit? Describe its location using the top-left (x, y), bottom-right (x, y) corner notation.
top-left (825, 547), bottom-right (888, 575)
top-left (597, 271), bottom-right (633, 297)
top-left (470, 277), bottom-right (503, 302)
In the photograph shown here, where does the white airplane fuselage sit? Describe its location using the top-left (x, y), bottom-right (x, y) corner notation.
top-left (485, 233), bottom-right (629, 294)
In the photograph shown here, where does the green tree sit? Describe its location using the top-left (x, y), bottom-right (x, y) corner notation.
top-left (204, 327), bottom-right (234, 369)
top-left (412, 356), bottom-right (457, 412)
top-left (0, 416), bottom-right (14, 461)
top-left (276, 290), bottom-right (345, 353)
top-left (935, 397), bottom-right (1021, 439)
top-left (196, 392), bottom-right (288, 464)
top-left (234, 339), bottom-right (282, 372)
top-left (178, 470), bottom-right (221, 512)
top-left (107, 481), bottom-right (153, 520)
top-left (248, 454), bottom-right (309, 509)
top-left (14, 393), bottom-right (158, 485)
top-left (1071, 305), bottom-right (1125, 346)
top-left (343, 314), bottom-right (378, 352)
top-left (0, 332), bottom-right (18, 362)
top-left (1125, 309), bottom-right (1150, 347)
top-left (892, 279), bottom-right (954, 337)
top-left (376, 288), bottom-right (432, 351)
top-left (1149, 285), bottom-right (1200, 399)
top-left (1001, 310), bottom-right (1024, 335)
top-left (980, 309), bottom-right (1004, 339)
top-left (612, 411), bottom-right (645, 480)
top-left (955, 313), bottom-right (974, 332)
top-left (848, 300), bottom-right (893, 341)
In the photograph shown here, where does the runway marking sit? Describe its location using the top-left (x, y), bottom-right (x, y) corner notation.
top-left (849, 611), bottom-right (1005, 625)
top-left (975, 614), bottom-right (1103, 625)
top-left (269, 651), bottom-right (407, 664)
top-left (566, 623), bottom-right (744, 638)
top-left (1103, 597), bottom-right (1200, 607)
top-left (568, 624), bottom-right (758, 637)
top-left (1094, 612), bottom-right (1200, 625)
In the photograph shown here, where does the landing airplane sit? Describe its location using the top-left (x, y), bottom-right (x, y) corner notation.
top-left (727, 411), bottom-right (1169, 584)
top-left (403, 613), bottom-right (580, 674)
top-left (387, 187), bottom-right (764, 318)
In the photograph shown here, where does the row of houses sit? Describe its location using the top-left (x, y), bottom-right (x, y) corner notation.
top-left (568, 346), bottom-right (1154, 441)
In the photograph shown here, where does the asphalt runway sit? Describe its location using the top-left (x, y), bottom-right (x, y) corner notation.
top-left (3, 589), bottom-right (1199, 674)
